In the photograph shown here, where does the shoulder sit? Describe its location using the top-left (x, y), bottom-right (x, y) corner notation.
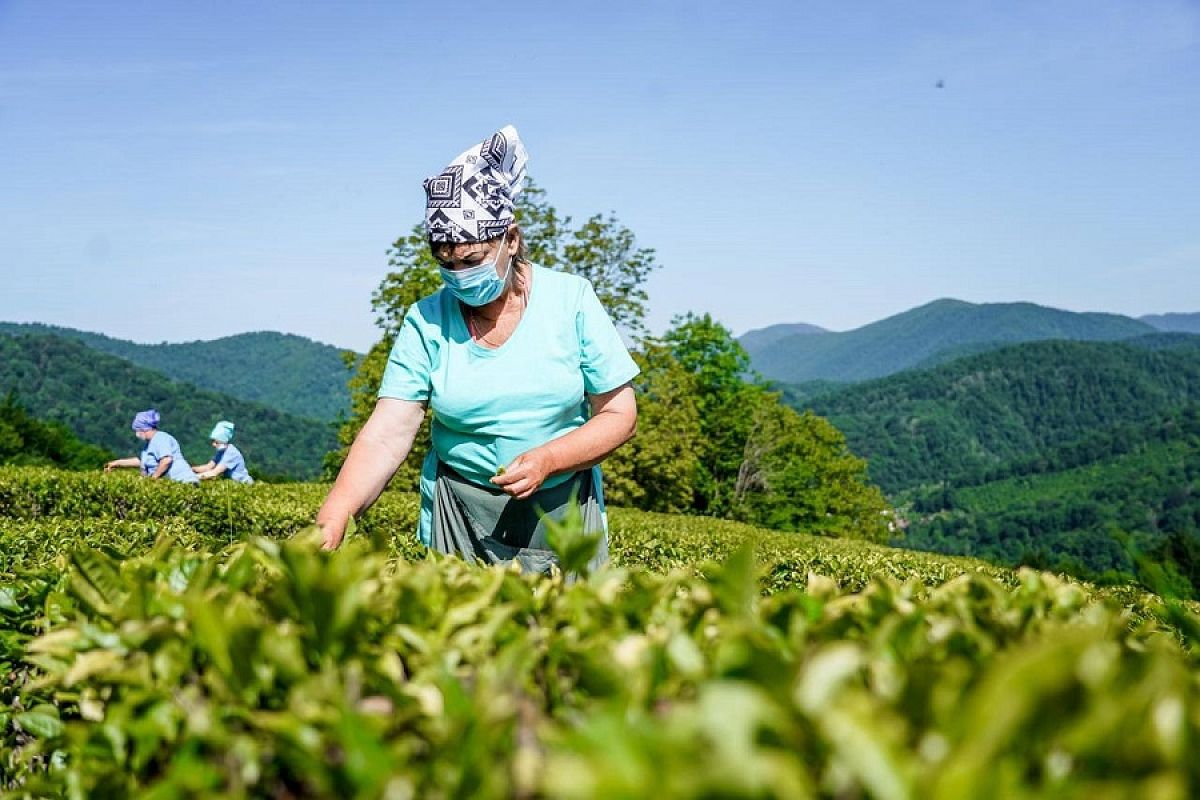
top-left (400, 289), bottom-right (456, 344)
top-left (151, 431), bottom-right (178, 450)
top-left (412, 289), bottom-right (451, 321)
top-left (533, 266), bottom-right (592, 305)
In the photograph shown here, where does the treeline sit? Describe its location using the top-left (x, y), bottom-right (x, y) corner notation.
top-left (329, 183), bottom-right (892, 542)
top-left (0, 393), bottom-right (114, 470)
top-left (0, 333), bottom-right (337, 480)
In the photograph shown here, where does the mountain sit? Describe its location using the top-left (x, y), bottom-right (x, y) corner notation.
top-left (786, 334), bottom-right (1200, 595)
top-left (0, 323), bottom-right (355, 422)
top-left (738, 322), bottom-right (827, 354)
top-left (746, 299), bottom-right (1157, 384)
top-left (796, 334), bottom-right (1200, 494)
top-left (0, 333), bottom-right (337, 480)
top-left (1140, 313), bottom-right (1200, 334)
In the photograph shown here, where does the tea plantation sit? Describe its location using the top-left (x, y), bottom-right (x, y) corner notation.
top-left (1, 467), bottom-right (1197, 798)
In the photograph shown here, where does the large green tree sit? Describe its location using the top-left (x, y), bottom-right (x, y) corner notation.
top-left (603, 340), bottom-right (702, 513)
top-left (662, 313), bottom-right (890, 541)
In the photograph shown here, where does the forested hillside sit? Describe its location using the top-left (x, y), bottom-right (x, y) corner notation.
top-left (0, 394), bottom-right (114, 469)
top-left (0, 323), bottom-right (354, 421)
top-left (904, 406), bottom-right (1200, 595)
top-left (746, 298), bottom-right (1154, 384)
top-left (785, 336), bottom-right (1200, 595)
top-left (800, 335), bottom-right (1200, 493)
top-left (0, 333), bottom-right (337, 479)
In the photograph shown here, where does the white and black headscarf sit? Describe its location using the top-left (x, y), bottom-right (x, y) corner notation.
top-left (423, 125), bottom-right (528, 243)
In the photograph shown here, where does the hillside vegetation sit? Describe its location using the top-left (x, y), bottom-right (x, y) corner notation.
top-left (746, 298), bottom-right (1155, 385)
top-left (0, 323), bottom-right (354, 422)
top-left (0, 394), bottom-right (114, 470)
top-left (904, 407), bottom-right (1200, 594)
top-left (0, 333), bottom-right (336, 480)
top-left (801, 336), bottom-right (1200, 494)
top-left (787, 336), bottom-right (1200, 595)
top-left (0, 467), bottom-right (1197, 796)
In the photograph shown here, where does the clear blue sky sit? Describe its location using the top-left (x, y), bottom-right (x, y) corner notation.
top-left (2, 0), bottom-right (1197, 351)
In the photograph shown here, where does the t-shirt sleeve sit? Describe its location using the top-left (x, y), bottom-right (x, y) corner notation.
top-left (576, 280), bottom-right (640, 395)
top-left (146, 433), bottom-right (171, 461)
top-left (377, 308), bottom-right (434, 401)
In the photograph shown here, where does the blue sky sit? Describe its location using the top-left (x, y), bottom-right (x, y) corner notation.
top-left (1, 0), bottom-right (1197, 351)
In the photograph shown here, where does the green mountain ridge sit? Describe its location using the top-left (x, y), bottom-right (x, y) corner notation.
top-left (796, 334), bottom-right (1200, 494)
top-left (0, 332), bottom-right (337, 480)
top-left (745, 298), bottom-right (1156, 384)
top-left (737, 321), bottom-right (827, 353)
top-left (0, 323), bottom-right (356, 422)
top-left (785, 335), bottom-right (1200, 595)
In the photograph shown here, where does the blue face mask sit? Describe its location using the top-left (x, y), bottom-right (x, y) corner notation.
top-left (439, 238), bottom-right (512, 307)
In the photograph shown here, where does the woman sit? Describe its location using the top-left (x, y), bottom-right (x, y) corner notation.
top-left (103, 409), bottom-right (200, 484)
top-left (316, 126), bottom-right (638, 573)
top-left (192, 420), bottom-right (254, 484)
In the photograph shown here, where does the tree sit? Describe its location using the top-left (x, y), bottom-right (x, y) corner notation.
top-left (733, 391), bottom-right (891, 541)
top-left (603, 341), bottom-right (702, 513)
top-left (661, 313), bottom-right (757, 515)
top-left (660, 314), bottom-right (890, 540)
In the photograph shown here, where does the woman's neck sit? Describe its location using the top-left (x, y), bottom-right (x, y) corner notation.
top-left (474, 263), bottom-right (527, 320)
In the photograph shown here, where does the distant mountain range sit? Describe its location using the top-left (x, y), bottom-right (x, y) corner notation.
top-left (0, 323), bottom-right (355, 422)
top-left (736, 322), bottom-right (828, 354)
top-left (741, 299), bottom-right (1175, 384)
top-left (1139, 312), bottom-right (1200, 334)
top-left (0, 333), bottom-right (337, 480)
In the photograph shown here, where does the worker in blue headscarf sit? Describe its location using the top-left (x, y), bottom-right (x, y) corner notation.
top-left (104, 409), bottom-right (199, 483)
top-left (192, 420), bottom-right (254, 484)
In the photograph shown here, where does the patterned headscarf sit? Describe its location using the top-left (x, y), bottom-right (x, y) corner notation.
top-left (131, 409), bottom-right (160, 432)
top-left (210, 420), bottom-right (235, 444)
top-left (423, 125), bottom-right (528, 243)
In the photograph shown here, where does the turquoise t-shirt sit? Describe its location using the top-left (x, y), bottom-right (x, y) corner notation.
top-left (378, 266), bottom-right (639, 545)
top-left (140, 431), bottom-right (199, 484)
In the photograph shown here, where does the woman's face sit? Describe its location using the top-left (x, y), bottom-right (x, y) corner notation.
top-left (211, 440), bottom-right (223, 449)
top-left (135, 429), bottom-right (155, 442)
top-left (434, 230), bottom-right (513, 274)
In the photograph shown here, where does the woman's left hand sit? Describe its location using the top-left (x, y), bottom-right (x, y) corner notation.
top-left (491, 449), bottom-right (555, 499)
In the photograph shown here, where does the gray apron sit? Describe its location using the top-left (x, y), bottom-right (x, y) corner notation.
top-left (430, 460), bottom-right (609, 575)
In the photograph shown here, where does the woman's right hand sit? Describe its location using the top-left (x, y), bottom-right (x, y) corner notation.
top-left (317, 515), bottom-right (348, 550)
top-left (103, 461), bottom-right (115, 472)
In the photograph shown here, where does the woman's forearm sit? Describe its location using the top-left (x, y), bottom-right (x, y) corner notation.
top-left (539, 404), bottom-right (636, 475)
top-left (491, 384), bottom-right (636, 501)
top-left (151, 456), bottom-right (172, 479)
top-left (316, 399), bottom-right (425, 528)
top-left (105, 457), bottom-right (141, 470)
